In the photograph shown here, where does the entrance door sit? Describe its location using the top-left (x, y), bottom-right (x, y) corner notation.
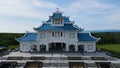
top-left (49, 43), bottom-right (66, 52)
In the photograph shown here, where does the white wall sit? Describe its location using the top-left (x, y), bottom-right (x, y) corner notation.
top-left (38, 30), bottom-right (78, 44)
top-left (20, 42), bottom-right (38, 52)
top-left (78, 42), bottom-right (96, 52)
top-left (19, 31), bottom-right (96, 52)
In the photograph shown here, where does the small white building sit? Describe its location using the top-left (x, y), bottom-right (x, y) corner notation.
top-left (16, 10), bottom-right (100, 52)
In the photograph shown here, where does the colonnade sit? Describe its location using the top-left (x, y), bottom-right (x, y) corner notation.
top-left (31, 43), bottom-right (84, 52)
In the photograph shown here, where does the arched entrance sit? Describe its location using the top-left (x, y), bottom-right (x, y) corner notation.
top-left (69, 45), bottom-right (75, 52)
top-left (40, 45), bottom-right (46, 52)
top-left (49, 43), bottom-right (66, 52)
top-left (78, 45), bottom-right (84, 52)
top-left (31, 45), bottom-right (37, 51)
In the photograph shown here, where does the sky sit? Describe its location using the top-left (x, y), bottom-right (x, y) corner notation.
top-left (0, 0), bottom-right (120, 33)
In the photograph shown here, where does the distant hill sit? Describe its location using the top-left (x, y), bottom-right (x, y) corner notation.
top-left (84, 29), bottom-right (120, 33)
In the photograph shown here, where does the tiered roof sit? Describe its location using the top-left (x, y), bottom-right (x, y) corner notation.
top-left (46, 17), bottom-right (71, 23)
top-left (34, 24), bottom-right (82, 31)
top-left (16, 33), bottom-right (37, 42)
top-left (78, 33), bottom-right (100, 42)
top-left (16, 9), bottom-right (99, 42)
top-left (34, 10), bottom-right (83, 31)
top-left (16, 33), bottom-right (99, 42)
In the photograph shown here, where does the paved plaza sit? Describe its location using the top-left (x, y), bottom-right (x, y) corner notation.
top-left (0, 51), bottom-right (119, 68)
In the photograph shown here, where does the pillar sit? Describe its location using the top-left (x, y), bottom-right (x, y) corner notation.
top-left (66, 45), bottom-right (69, 52)
top-left (37, 45), bottom-right (40, 51)
top-left (46, 45), bottom-right (49, 52)
top-left (75, 45), bottom-right (78, 52)
top-left (61, 43), bottom-right (63, 48)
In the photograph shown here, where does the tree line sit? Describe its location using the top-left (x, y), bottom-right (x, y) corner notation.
top-left (0, 32), bottom-right (120, 46)
top-left (0, 33), bottom-right (24, 46)
top-left (92, 32), bottom-right (120, 44)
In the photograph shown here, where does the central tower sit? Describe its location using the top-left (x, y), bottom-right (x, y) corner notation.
top-left (51, 9), bottom-right (64, 26)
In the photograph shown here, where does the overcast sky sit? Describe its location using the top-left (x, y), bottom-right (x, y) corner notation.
top-left (0, 0), bottom-right (120, 33)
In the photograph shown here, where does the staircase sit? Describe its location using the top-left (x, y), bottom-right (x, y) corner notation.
top-left (44, 52), bottom-right (68, 68)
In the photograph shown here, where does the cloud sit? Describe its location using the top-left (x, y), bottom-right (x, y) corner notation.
top-left (0, 0), bottom-right (120, 32)
top-left (64, 0), bottom-right (120, 30)
top-left (0, 0), bottom-right (58, 19)
top-left (0, 17), bottom-right (42, 33)
top-left (0, 0), bottom-right (59, 32)
top-left (68, 0), bottom-right (116, 14)
top-left (33, 0), bottom-right (57, 8)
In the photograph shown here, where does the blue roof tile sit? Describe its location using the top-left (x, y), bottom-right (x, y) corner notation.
top-left (51, 12), bottom-right (63, 18)
top-left (16, 33), bottom-right (37, 42)
top-left (46, 17), bottom-right (71, 23)
top-left (78, 33), bottom-right (98, 41)
top-left (34, 24), bottom-right (79, 31)
top-left (64, 17), bottom-right (71, 22)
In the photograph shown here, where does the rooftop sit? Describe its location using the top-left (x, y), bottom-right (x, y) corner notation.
top-left (16, 33), bottom-right (37, 42)
top-left (34, 24), bottom-right (81, 31)
top-left (78, 33), bottom-right (100, 42)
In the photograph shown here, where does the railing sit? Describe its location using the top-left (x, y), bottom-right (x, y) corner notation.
top-left (96, 62), bottom-right (115, 68)
top-left (0, 56), bottom-right (117, 61)
top-left (113, 63), bottom-right (120, 68)
top-left (0, 62), bottom-right (17, 68)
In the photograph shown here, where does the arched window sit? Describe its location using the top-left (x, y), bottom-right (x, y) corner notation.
top-left (69, 45), bottom-right (75, 52)
top-left (78, 45), bottom-right (84, 52)
top-left (40, 45), bottom-right (46, 52)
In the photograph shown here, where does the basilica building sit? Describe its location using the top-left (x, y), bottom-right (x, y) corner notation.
top-left (16, 9), bottom-right (100, 52)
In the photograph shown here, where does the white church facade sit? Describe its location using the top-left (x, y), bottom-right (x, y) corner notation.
top-left (16, 10), bottom-right (100, 53)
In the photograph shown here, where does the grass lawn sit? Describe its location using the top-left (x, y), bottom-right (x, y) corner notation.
top-left (97, 44), bottom-right (120, 58)
top-left (8, 45), bottom-right (19, 50)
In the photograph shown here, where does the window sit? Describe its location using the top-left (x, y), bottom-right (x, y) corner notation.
top-left (70, 33), bottom-right (75, 38)
top-left (61, 32), bottom-right (63, 37)
top-left (40, 33), bottom-right (45, 38)
top-left (52, 32), bottom-right (54, 37)
top-left (88, 45), bottom-right (93, 50)
top-left (53, 19), bottom-right (62, 24)
top-left (52, 32), bottom-right (63, 37)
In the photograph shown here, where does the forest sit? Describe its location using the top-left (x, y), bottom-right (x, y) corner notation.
top-left (92, 32), bottom-right (120, 44)
top-left (0, 33), bottom-right (24, 48)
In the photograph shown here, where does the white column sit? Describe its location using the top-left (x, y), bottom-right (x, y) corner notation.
top-left (46, 45), bottom-right (49, 52)
top-left (66, 45), bottom-right (69, 52)
top-left (75, 45), bottom-right (78, 52)
top-left (20, 43), bottom-right (22, 52)
top-left (55, 43), bottom-right (56, 48)
top-left (37, 45), bottom-right (40, 51)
